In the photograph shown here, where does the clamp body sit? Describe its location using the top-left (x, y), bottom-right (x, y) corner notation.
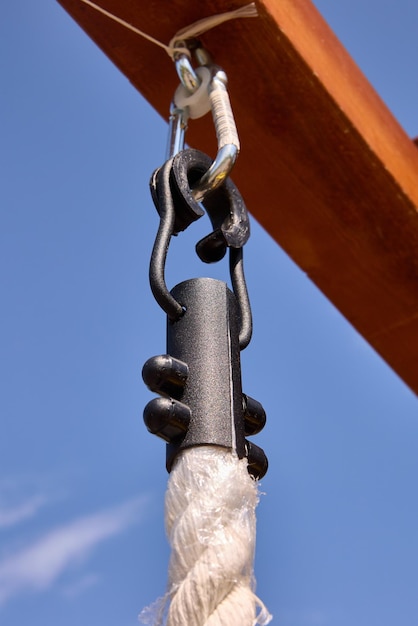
top-left (143, 278), bottom-right (268, 478)
top-left (144, 278), bottom-right (244, 469)
top-left (167, 278), bottom-right (245, 464)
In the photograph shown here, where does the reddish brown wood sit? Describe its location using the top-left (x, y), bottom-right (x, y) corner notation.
top-left (57, 0), bottom-right (418, 395)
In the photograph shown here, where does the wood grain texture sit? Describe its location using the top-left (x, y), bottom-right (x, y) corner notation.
top-left (57, 0), bottom-right (418, 394)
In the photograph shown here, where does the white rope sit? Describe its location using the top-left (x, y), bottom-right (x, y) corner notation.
top-left (76, 0), bottom-right (258, 59)
top-left (140, 446), bottom-right (272, 626)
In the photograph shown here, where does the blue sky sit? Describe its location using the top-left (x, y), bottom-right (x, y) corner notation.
top-left (1, 1), bottom-right (418, 625)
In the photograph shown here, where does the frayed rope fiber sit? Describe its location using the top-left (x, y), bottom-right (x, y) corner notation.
top-left (140, 447), bottom-right (271, 626)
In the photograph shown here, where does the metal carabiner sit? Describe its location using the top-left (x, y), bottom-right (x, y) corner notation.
top-left (167, 44), bottom-right (240, 202)
top-left (166, 102), bottom-right (188, 160)
top-left (165, 47), bottom-right (201, 159)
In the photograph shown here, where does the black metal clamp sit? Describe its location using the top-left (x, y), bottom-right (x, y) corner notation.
top-left (143, 148), bottom-right (268, 479)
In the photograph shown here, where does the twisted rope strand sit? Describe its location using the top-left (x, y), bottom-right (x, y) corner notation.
top-left (160, 447), bottom-right (271, 626)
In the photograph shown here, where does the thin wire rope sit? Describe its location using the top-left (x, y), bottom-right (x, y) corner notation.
top-left (76, 0), bottom-right (177, 55)
top-left (76, 0), bottom-right (257, 59)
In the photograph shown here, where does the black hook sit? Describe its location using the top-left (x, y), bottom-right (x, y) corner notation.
top-left (149, 149), bottom-right (252, 348)
top-left (167, 149), bottom-right (250, 261)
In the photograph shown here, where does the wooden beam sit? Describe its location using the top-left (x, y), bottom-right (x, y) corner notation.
top-left (57, 0), bottom-right (418, 395)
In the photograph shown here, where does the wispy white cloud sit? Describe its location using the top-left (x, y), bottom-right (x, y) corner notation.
top-left (0, 496), bottom-right (147, 606)
top-left (61, 573), bottom-right (100, 598)
top-left (0, 495), bottom-right (47, 529)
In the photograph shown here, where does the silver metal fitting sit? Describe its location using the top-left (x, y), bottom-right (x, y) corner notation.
top-left (168, 45), bottom-right (240, 200)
